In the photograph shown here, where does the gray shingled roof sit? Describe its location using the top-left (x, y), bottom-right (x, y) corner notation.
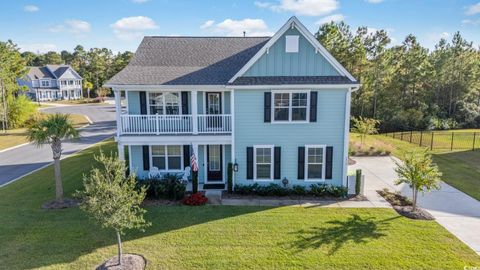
top-left (26, 66), bottom-right (55, 80)
top-left (105, 36), bottom-right (270, 85)
top-left (230, 76), bottom-right (358, 85)
top-left (46, 65), bottom-right (70, 78)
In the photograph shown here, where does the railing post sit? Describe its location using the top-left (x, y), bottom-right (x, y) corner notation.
top-left (473, 132), bottom-right (476, 151)
top-left (192, 91), bottom-right (198, 134)
top-left (419, 131), bottom-right (423, 147)
top-left (409, 131), bottom-right (413, 143)
top-left (451, 132), bottom-right (454, 151)
top-left (430, 132), bottom-right (434, 150)
top-left (401, 132), bottom-right (404, 141)
top-left (114, 89), bottom-right (122, 137)
top-left (156, 114), bottom-right (159, 135)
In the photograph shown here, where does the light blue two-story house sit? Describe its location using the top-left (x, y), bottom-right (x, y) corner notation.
top-left (105, 17), bottom-right (359, 190)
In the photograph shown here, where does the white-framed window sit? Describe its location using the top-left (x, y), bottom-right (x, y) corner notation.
top-left (254, 145), bottom-right (274, 180)
top-left (272, 91), bottom-right (309, 122)
top-left (305, 145), bottom-right (326, 181)
top-left (285, 35), bottom-right (299, 53)
top-left (148, 92), bottom-right (181, 115)
top-left (150, 145), bottom-right (183, 171)
top-left (41, 80), bottom-right (50, 87)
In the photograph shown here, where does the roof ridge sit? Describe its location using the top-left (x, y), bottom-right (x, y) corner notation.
top-left (144, 36), bottom-right (271, 39)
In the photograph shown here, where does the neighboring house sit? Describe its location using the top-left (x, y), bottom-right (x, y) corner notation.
top-left (17, 65), bottom-right (83, 101)
top-left (105, 17), bottom-right (359, 190)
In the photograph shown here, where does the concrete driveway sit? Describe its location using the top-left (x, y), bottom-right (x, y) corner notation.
top-left (350, 156), bottom-right (480, 255)
top-left (0, 104), bottom-right (116, 187)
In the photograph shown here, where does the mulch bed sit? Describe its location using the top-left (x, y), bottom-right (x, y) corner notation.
top-left (96, 254), bottom-right (146, 270)
top-left (222, 192), bottom-right (367, 202)
top-left (141, 199), bottom-right (182, 206)
top-left (42, 198), bottom-right (79, 209)
top-left (377, 189), bottom-right (435, 220)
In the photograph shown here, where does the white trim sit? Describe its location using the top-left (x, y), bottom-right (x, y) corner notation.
top-left (149, 145), bottom-right (184, 172)
top-left (228, 16), bottom-right (357, 83)
top-left (342, 89), bottom-right (352, 187)
top-left (107, 85), bottom-right (227, 90)
top-left (227, 84), bottom-right (360, 90)
top-left (253, 145), bottom-right (274, 181)
top-left (231, 89), bottom-right (236, 190)
top-left (304, 145), bottom-right (326, 182)
top-left (125, 90), bottom-right (129, 114)
top-left (146, 91), bottom-right (182, 115)
top-left (271, 90), bottom-right (310, 123)
top-left (117, 135), bottom-right (232, 145)
top-left (128, 145), bottom-right (133, 176)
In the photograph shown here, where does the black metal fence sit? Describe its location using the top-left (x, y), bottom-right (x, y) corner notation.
top-left (384, 131), bottom-right (479, 151)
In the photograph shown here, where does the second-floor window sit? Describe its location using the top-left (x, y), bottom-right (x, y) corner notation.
top-left (148, 92), bottom-right (180, 115)
top-left (41, 80), bottom-right (50, 87)
top-left (273, 91), bottom-right (309, 122)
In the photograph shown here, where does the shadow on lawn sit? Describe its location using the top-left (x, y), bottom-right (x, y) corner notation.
top-left (287, 214), bottom-right (399, 255)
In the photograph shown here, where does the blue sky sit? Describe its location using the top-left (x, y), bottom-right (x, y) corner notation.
top-left (1, 0), bottom-right (479, 53)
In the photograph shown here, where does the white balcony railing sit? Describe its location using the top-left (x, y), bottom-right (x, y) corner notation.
top-left (120, 114), bottom-right (231, 135)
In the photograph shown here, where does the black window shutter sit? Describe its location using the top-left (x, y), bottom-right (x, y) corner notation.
top-left (264, 92), bottom-right (271, 123)
top-left (310, 91), bottom-right (317, 122)
top-left (139, 91), bottom-right (147, 115)
top-left (246, 147), bottom-right (254, 179)
top-left (274, 146), bottom-right (281, 179)
top-left (183, 145), bottom-right (190, 168)
top-left (326, 146), bottom-right (333, 179)
top-left (142, 145), bottom-right (150, 170)
top-left (181, 92), bottom-right (189, 114)
top-left (298, 146), bottom-right (305, 179)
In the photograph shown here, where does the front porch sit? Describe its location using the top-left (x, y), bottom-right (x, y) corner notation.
top-left (120, 141), bottom-right (233, 190)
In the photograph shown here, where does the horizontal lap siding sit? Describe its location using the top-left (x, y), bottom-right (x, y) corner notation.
top-left (234, 89), bottom-right (347, 187)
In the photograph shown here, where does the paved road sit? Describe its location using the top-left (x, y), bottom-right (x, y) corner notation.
top-left (350, 156), bottom-right (480, 255)
top-left (0, 104), bottom-right (116, 186)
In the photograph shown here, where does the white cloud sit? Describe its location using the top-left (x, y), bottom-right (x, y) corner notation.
top-left (201, 18), bottom-right (274, 36)
top-left (200, 20), bottom-right (215, 29)
top-left (110, 16), bottom-right (158, 40)
top-left (255, 0), bottom-right (339, 16)
top-left (48, 19), bottom-right (91, 37)
top-left (19, 43), bottom-right (57, 54)
top-left (465, 2), bottom-right (480, 15)
top-left (427, 31), bottom-right (450, 41)
top-left (131, 0), bottom-right (149, 3)
top-left (23, 5), bottom-right (39, 12)
top-left (315, 13), bottom-right (345, 24)
top-left (462, 19), bottom-right (480, 25)
top-left (365, 0), bottom-right (384, 3)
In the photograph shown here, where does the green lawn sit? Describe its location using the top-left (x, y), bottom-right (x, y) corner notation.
top-left (0, 141), bottom-right (479, 269)
top-left (366, 134), bottom-right (480, 200)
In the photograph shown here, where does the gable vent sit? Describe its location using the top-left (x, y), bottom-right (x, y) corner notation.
top-left (285, 35), bottom-right (299, 53)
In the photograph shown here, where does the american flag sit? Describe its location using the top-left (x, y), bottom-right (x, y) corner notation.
top-left (190, 147), bottom-right (198, 172)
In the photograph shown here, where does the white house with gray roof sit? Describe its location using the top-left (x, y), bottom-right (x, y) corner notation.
top-left (105, 17), bottom-right (359, 191)
top-left (18, 64), bottom-right (83, 101)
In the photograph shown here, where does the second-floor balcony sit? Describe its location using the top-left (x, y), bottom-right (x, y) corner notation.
top-left (120, 114), bottom-right (232, 135)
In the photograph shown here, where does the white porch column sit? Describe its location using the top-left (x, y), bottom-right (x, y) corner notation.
top-left (114, 89), bottom-right (122, 137)
top-left (191, 90), bottom-right (198, 134)
top-left (118, 143), bottom-right (125, 160)
top-left (230, 89), bottom-right (235, 191)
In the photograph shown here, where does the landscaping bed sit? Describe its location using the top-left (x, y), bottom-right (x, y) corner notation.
top-left (1, 140), bottom-right (479, 269)
top-left (377, 189), bottom-right (435, 220)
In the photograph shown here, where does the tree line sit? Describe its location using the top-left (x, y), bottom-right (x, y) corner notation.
top-left (316, 22), bottom-right (480, 132)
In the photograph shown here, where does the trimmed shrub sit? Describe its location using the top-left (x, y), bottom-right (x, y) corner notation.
top-left (309, 183), bottom-right (330, 196)
top-left (136, 174), bottom-right (186, 200)
top-left (291, 185), bottom-right (307, 196)
top-left (234, 183), bottom-right (347, 198)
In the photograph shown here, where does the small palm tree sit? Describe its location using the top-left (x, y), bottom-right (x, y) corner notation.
top-left (394, 149), bottom-right (442, 211)
top-left (27, 114), bottom-right (79, 203)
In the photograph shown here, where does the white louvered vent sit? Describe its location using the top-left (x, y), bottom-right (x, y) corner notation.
top-left (285, 35), bottom-right (299, 53)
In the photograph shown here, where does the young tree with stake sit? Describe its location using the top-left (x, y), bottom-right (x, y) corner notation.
top-left (76, 152), bottom-right (150, 266)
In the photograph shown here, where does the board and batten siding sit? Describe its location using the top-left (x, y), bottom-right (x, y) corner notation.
top-left (233, 88), bottom-right (348, 187)
top-left (243, 28), bottom-right (340, 77)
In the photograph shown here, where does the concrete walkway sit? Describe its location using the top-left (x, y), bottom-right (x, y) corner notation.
top-left (350, 156), bottom-right (480, 255)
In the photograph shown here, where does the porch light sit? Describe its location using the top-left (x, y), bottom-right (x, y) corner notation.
top-left (282, 177), bottom-right (289, 188)
top-left (233, 162), bottom-right (239, 172)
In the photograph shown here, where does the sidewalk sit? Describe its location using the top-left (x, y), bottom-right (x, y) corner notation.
top-left (350, 156), bottom-right (480, 255)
